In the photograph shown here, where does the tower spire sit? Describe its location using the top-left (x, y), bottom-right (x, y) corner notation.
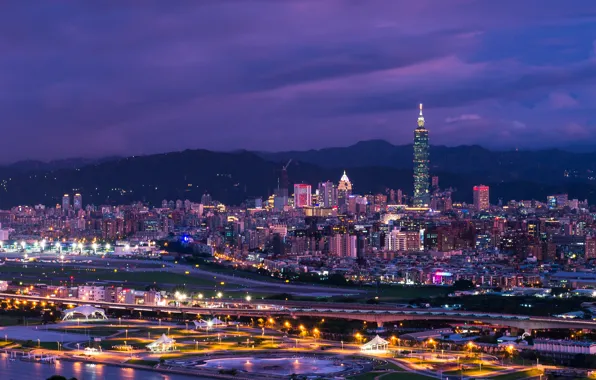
top-left (417, 103), bottom-right (425, 127)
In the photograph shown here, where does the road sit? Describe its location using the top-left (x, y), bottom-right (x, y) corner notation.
top-left (4, 293), bottom-right (596, 330)
top-left (0, 252), bottom-right (366, 297)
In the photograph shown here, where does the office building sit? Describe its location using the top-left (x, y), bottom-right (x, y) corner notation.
top-left (73, 193), bottom-right (83, 211)
top-left (473, 185), bottom-right (490, 211)
top-left (318, 181), bottom-right (338, 208)
top-left (413, 104), bottom-right (430, 206)
top-left (293, 184), bottom-right (312, 208)
top-left (337, 171), bottom-right (353, 208)
top-left (62, 194), bottom-right (70, 212)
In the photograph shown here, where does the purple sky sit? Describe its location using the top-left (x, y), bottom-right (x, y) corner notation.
top-left (1, 1), bottom-right (596, 162)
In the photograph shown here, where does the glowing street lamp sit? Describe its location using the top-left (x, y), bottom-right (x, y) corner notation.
top-left (105, 243), bottom-right (111, 251)
top-left (245, 295), bottom-right (251, 302)
top-left (355, 333), bottom-right (362, 343)
top-left (217, 292), bottom-right (223, 299)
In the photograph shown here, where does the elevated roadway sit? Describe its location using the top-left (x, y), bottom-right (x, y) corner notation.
top-left (1, 293), bottom-right (595, 331)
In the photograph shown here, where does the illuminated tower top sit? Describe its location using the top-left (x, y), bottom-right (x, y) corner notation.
top-left (338, 170), bottom-right (352, 192)
top-left (417, 103), bottom-right (425, 128)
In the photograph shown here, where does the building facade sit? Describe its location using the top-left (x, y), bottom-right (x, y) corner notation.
top-left (473, 185), bottom-right (490, 211)
top-left (413, 104), bottom-right (430, 207)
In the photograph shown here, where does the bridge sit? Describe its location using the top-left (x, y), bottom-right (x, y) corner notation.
top-left (1, 293), bottom-right (594, 331)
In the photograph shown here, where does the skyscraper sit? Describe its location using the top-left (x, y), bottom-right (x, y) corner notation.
top-left (293, 184), bottom-right (312, 208)
top-left (62, 194), bottom-right (70, 212)
top-left (413, 103), bottom-right (430, 206)
top-left (73, 193), bottom-right (83, 211)
top-left (473, 185), bottom-right (490, 211)
top-left (318, 181), bottom-right (337, 208)
top-left (337, 170), bottom-right (352, 208)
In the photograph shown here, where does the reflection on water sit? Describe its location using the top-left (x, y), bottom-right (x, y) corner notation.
top-left (0, 353), bottom-right (202, 380)
top-left (200, 357), bottom-right (346, 376)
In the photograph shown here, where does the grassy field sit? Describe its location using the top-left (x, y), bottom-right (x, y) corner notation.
top-left (372, 285), bottom-right (451, 300)
top-left (126, 359), bottom-right (158, 366)
top-left (490, 369), bottom-right (543, 380)
top-left (380, 373), bottom-right (435, 380)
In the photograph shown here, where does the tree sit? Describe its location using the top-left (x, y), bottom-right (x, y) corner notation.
top-left (452, 280), bottom-right (474, 290)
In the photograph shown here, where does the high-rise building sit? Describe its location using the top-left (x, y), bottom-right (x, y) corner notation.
top-left (431, 176), bottom-right (439, 189)
top-left (73, 193), bottom-right (83, 211)
top-left (473, 185), bottom-right (490, 211)
top-left (329, 234), bottom-right (357, 258)
top-left (293, 184), bottom-right (312, 208)
top-left (413, 104), bottom-right (430, 206)
top-left (385, 229), bottom-right (421, 252)
top-left (586, 236), bottom-right (596, 260)
top-left (318, 181), bottom-right (337, 208)
top-left (337, 171), bottom-right (353, 208)
top-left (62, 194), bottom-right (70, 212)
top-left (201, 193), bottom-right (212, 206)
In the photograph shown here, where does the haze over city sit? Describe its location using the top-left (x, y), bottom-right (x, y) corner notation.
top-left (1, 1), bottom-right (596, 162)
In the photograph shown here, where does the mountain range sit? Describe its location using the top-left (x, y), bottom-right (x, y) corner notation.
top-left (0, 140), bottom-right (595, 208)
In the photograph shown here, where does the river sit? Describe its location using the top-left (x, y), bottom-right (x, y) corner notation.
top-left (0, 354), bottom-right (206, 380)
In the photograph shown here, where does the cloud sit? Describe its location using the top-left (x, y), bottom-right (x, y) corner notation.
top-left (445, 114), bottom-right (482, 123)
top-left (548, 92), bottom-right (579, 109)
top-left (511, 120), bottom-right (527, 129)
top-left (0, 1), bottom-right (595, 161)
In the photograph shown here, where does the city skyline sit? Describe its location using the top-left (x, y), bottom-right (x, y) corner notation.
top-left (0, 1), bottom-right (595, 162)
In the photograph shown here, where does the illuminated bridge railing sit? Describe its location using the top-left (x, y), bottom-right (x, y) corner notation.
top-left (285, 308), bottom-right (532, 321)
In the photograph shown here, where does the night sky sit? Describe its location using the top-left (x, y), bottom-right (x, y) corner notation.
top-left (2, 1), bottom-right (596, 162)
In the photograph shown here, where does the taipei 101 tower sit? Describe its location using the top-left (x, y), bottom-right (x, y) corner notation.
top-left (413, 103), bottom-right (430, 207)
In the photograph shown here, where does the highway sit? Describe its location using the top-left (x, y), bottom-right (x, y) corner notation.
top-left (3, 293), bottom-right (596, 331)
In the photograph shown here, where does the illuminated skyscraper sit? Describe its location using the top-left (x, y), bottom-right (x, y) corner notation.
top-left (62, 194), bottom-right (70, 212)
top-left (473, 185), bottom-right (490, 211)
top-left (73, 193), bottom-right (83, 211)
top-left (293, 184), bottom-right (312, 208)
top-left (337, 170), bottom-right (353, 208)
top-left (413, 103), bottom-right (430, 206)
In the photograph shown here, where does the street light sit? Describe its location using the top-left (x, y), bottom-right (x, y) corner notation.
top-left (105, 243), bottom-right (111, 251)
top-left (245, 295), bottom-right (251, 302)
top-left (217, 292), bottom-right (223, 299)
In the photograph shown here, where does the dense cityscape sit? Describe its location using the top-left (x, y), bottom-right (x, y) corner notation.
top-left (0, 105), bottom-right (595, 379)
top-left (3, 2), bottom-right (596, 380)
